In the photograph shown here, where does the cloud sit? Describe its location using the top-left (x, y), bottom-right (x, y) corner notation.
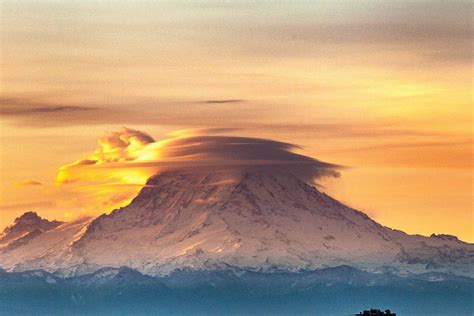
top-left (58, 128), bottom-right (341, 182)
top-left (248, 123), bottom-right (441, 138)
top-left (0, 200), bottom-right (54, 211)
top-left (166, 127), bottom-right (239, 137)
top-left (0, 94), bottom-right (451, 142)
top-left (0, 97), bottom-right (98, 115)
top-left (211, 1), bottom-right (471, 66)
top-left (0, 95), bottom-right (251, 127)
top-left (0, 96), bottom-right (113, 127)
top-left (1, 106), bottom-right (97, 115)
top-left (55, 127), bottom-right (341, 212)
top-left (197, 100), bottom-right (244, 104)
top-left (332, 140), bottom-right (472, 153)
top-left (56, 127), bottom-right (155, 185)
top-left (14, 179), bottom-right (43, 187)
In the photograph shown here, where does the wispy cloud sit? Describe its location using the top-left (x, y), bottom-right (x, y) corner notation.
top-left (0, 96), bottom-right (104, 128)
top-left (0, 200), bottom-right (54, 210)
top-left (197, 99), bottom-right (245, 104)
top-left (248, 123), bottom-right (443, 138)
top-left (1, 105), bottom-right (97, 115)
top-left (222, 1), bottom-right (471, 66)
top-left (0, 95), bottom-right (448, 141)
top-left (331, 140), bottom-right (472, 153)
top-left (0, 96), bottom-right (127, 127)
top-left (0, 97), bottom-right (98, 115)
top-left (14, 179), bottom-right (43, 187)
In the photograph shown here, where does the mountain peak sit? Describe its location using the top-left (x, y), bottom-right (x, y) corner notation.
top-left (10, 211), bottom-right (62, 228)
top-left (430, 234), bottom-right (461, 243)
top-left (14, 211), bottom-right (42, 223)
top-left (0, 211), bottom-right (63, 248)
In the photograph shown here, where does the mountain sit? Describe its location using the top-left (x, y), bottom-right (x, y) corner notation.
top-left (0, 265), bottom-right (472, 315)
top-left (0, 211), bottom-right (63, 250)
top-left (1, 169), bottom-right (472, 278)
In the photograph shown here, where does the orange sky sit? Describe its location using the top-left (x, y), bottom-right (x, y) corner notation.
top-left (1, 1), bottom-right (472, 242)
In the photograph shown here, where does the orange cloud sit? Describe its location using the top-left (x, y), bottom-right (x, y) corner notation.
top-left (56, 127), bottom-right (155, 186)
top-left (14, 179), bottom-right (43, 187)
top-left (54, 127), bottom-right (341, 215)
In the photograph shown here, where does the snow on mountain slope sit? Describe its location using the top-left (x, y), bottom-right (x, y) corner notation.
top-left (0, 217), bottom-right (92, 275)
top-left (0, 169), bottom-right (472, 277)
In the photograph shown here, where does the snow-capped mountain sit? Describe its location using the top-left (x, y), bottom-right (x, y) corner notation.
top-left (0, 211), bottom-right (63, 250)
top-left (0, 169), bottom-right (473, 278)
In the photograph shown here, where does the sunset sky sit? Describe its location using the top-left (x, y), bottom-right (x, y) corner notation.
top-left (1, 1), bottom-right (472, 242)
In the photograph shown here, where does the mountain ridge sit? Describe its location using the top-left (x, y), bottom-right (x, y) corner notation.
top-left (1, 264), bottom-right (472, 315)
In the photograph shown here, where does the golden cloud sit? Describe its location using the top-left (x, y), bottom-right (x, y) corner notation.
top-left (55, 127), bottom-right (341, 215)
top-left (14, 179), bottom-right (43, 187)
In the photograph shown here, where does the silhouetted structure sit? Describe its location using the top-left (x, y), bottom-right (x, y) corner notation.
top-left (356, 309), bottom-right (396, 316)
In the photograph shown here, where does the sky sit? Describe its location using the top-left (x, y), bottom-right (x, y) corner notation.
top-left (0, 0), bottom-right (472, 242)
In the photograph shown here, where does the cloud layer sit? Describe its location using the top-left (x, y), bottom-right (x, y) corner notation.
top-left (58, 127), bottom-right (340, 183)
top-left (55, 128), bottom-right (341, 212)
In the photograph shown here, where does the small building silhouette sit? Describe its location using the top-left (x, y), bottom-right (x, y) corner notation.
top-left (356, 309), bottom-right (396, 316)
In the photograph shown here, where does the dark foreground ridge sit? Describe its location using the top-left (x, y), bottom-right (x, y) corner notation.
top-left (0, 265), bottom-right (472, 315)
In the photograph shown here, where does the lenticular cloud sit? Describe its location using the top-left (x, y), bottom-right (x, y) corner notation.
top-left (57, 127), bottom-right (340, 187)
